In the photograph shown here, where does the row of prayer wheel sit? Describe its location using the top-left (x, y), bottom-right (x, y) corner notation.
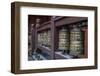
top-left (58, 27), bottom-right (83, 56)
top-left (37, 30), bottom-right (51, 48)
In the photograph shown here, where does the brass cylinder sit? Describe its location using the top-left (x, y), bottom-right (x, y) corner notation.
top-left (58, 27), bottom-right (69, 52)
top-left (70, 27), bottom-right (83, 56)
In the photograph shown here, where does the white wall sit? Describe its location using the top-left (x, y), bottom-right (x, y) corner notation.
top-left (0, 0), bottom-right (100, 76)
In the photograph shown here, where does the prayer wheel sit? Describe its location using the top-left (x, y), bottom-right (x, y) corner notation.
top-left (58, 27), bottom-right (69, 53)
top-left (70, 26), bottom-right (83, 56)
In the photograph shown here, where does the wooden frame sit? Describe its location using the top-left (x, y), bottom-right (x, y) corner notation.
top-left (11, 2), bottom-right (97, 74)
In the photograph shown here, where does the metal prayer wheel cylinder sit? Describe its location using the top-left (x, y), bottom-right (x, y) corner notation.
top-left (70, 27), bottom-right (83, 56)
top-left (37, 33), bottom-right (41, 45)
top-left (38, 33), bottom-right (43, 46)
top-left (47, 30), bottom-right (51, 48)
top-left (37, 34), bottom-right (40, 45)
top-left (44, 32), bottom-right (48, 46)
top-left (58, 27), bottom-right (69, 52)
top-left (41, 32), bottom-right (44, 45)
top-left (37, 30), bottom-right (51, 48)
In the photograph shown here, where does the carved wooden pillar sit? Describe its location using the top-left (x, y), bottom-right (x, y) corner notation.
top-left (81, 27), bottom-right (88, 58)
top-left (51, 16), bottom-right (58, 59)
top-left (31, 24), bottom-right (35, 53)
top-left (28, 24), bottom-right (34, 56)
top-left (35, 19), bottom-right (40, 50)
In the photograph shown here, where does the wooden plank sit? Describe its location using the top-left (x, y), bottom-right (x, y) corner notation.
top-left (55, 17), bottom-right (87, 27)
top-left (37, 45), bottom-right (52, 57)
top-left (37, 23), bottom-right (51, 32)
top-left (55, 52), bottom-right (73, 59)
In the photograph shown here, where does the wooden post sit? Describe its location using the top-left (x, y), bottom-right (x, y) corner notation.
top-left (81, 27), bottom-right (88, 58)
top-left (83, 27), bottom-right (88, 58)
top-left (51, 16), bottom-right (58, 59)
top-left (31, 24), bottom-right (35, 53)
top-left (35, 19), bottom-right (40, 51)
top-left (28, 24), bottom-right (34, 56)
